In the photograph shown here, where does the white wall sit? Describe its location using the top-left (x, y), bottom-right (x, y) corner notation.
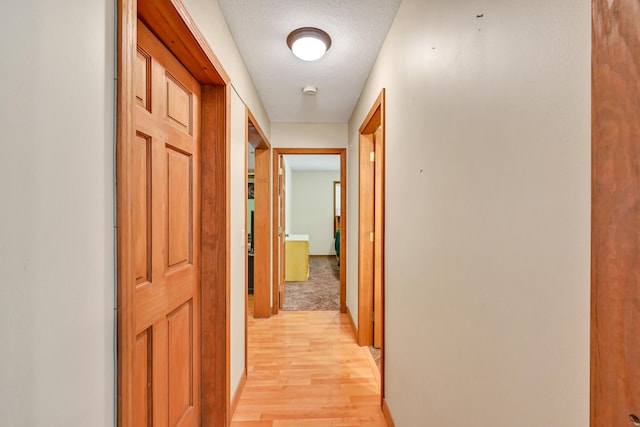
top-left (271, 122), bottom-right (348, 148)
top-left (347, 1), bottom-right (591, 426)
top-left (229, 91), bottom-right (246, 399)
top-left (291, 171), bottom-right (340, 255)
top-left (0, 1), bottom-right (115, 425)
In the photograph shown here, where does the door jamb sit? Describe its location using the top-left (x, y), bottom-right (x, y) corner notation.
top-left (247, 110), bottom-right (272, 318)
top-left (271, 148), bottom-right (347, 314)
top-left (357, 89), bottom-right (386, 401)
top-left (116, 0), bottom-right (231, 425)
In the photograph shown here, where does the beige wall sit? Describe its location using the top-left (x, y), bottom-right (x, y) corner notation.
top-left (0, 1), bottom-right (116, 425)
top-left (229, 91), bottom-right (247, 399)
top-left (290, 170), bottom-right (340, 255)
top-left (182, 0), bottom-right (271, 137)
top-left (347, 0), bottom-right (591, 426)
top-left (271, 122), bottom-right (348, 148)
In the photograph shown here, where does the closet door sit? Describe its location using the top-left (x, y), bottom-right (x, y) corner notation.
top-left (132, 20), bottom-right (201, 427)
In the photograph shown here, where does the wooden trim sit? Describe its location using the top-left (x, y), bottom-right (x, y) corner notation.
top-left (199, 84), bottom-right (231, 426)
top-left (117, 1), bottom-right (231, 425)
top-left (382, 399), bottom-right (395, 427)
top-left (340, 149), bottom-right (347, 313)
top-left (230, 370), bottom-right (247, 420)
top-left (115, 0), bottom-right (136, 425)
top-left (346, 306), bottom-right (358, 340)
top-left (272, 148), bottom-right (347, 313)
top-left (244, 108), bottom-right (249, 374)
top-left (378, 89), bottom-right (386, 402)
top-left (359, 91), bottom-right (385, 134)
top-left (275, 148), bottom-right (344, 155)
top-left (357, 89), bottom-right (386, 404)
top-left (247, 110), bottom-right (271, 319)
top-left (137, 0), bottom-right (229, 85)
top-left (357, 132), bottom-right (374, 346)
top-left (591, 1), bottom-right (640, 426)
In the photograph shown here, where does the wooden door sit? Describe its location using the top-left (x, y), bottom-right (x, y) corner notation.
top-left (358, 133), bottom-right (375, 346)
top-left (278, 155), bottom-right (286, 309)
top-left (358, 126), bottom-right (384, 349)
top-left (132, 20), bottom-right (201, 427)
top-left (591, 1), bottom-right (640, 426)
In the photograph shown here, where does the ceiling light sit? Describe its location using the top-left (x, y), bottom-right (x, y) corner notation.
top-left (287, 27), bottom-right (332, 61)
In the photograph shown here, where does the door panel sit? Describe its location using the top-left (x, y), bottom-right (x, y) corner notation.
top-left (166, 147), bottom-right (192, 269)
top-left (133, 133), bottom-right (152, 285)
top-left (133, 20), bottom-right (201, 427)
top-left (167, 301), bottom-right (194, 426)
top-left (134, 329), bottom-right (152, 427)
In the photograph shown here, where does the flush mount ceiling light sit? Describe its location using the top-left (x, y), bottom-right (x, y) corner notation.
top-left (287, 27), bottom-right (332, 61)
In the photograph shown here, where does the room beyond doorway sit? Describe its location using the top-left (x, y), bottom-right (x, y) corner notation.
top-left (271, 148), bottom-right (347, 314)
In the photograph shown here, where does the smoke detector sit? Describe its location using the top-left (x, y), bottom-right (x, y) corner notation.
top-left (302, 85), bottom-right (318, 95)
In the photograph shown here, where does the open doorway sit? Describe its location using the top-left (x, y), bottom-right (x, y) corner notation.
top-left (272, 148), bottom-right (347, 314)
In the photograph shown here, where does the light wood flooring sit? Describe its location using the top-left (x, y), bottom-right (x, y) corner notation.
top-left (232, 297), bottom-right (387, 426)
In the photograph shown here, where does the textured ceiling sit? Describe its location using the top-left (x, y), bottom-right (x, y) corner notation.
top-left (217, 0), bottom-right (400, 123)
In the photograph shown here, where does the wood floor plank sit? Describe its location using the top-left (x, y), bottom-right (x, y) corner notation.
top-left (231, 307), bottom-right (387, 426)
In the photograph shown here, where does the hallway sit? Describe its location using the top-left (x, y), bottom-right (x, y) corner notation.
top-left (231, 310), bottom-right (387, 426)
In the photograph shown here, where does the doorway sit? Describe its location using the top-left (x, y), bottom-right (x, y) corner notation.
top-left (357, 90), bottom-right (386, 398)
top-left (272, 148), bottom-right (347, 314)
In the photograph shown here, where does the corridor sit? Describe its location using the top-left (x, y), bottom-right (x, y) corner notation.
top-left (230, 309), bottom-right (387, 426)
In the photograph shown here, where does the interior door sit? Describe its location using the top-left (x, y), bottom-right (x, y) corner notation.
top-left (278, 155), bottom-right (286, 309)
top-left (591, 0), bottom-right (640, 425)
top-left (133, 20), bottom-right (201, 426)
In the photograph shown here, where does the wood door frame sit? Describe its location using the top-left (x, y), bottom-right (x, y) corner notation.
top-left (116, 0), bottom-right (231, 425)
top-left (247, 110), bottom-right (272, 318)
top-left (271, 148), bottom-right (347, 314)
top-left (591, 1), bottom-right (640, 425)
top-left (277, 155), bottom-right (287, 310)
top-left (357, 89), bottom-right (386, 399)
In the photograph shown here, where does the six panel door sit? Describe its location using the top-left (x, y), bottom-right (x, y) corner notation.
top-left (132, 20), bottom-right (201, 427)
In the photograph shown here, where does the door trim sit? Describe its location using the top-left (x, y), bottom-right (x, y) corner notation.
top-left (591, 0), bottom-right (640, 425)
top-left (116, 0), bottom-right (231, 425)
top-left (271, 148), bottom-right (347, 314)
top-left (357, 89), bottom-right (386, 400)
top-left (247, 110), bottom-right (272, 318)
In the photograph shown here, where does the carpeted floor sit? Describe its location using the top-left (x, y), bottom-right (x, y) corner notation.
top-left (281, 256), bottom-right (340, 311)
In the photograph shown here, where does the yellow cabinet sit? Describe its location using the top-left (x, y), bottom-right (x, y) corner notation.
top-left (285, 234), bottom-right (309, 282)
